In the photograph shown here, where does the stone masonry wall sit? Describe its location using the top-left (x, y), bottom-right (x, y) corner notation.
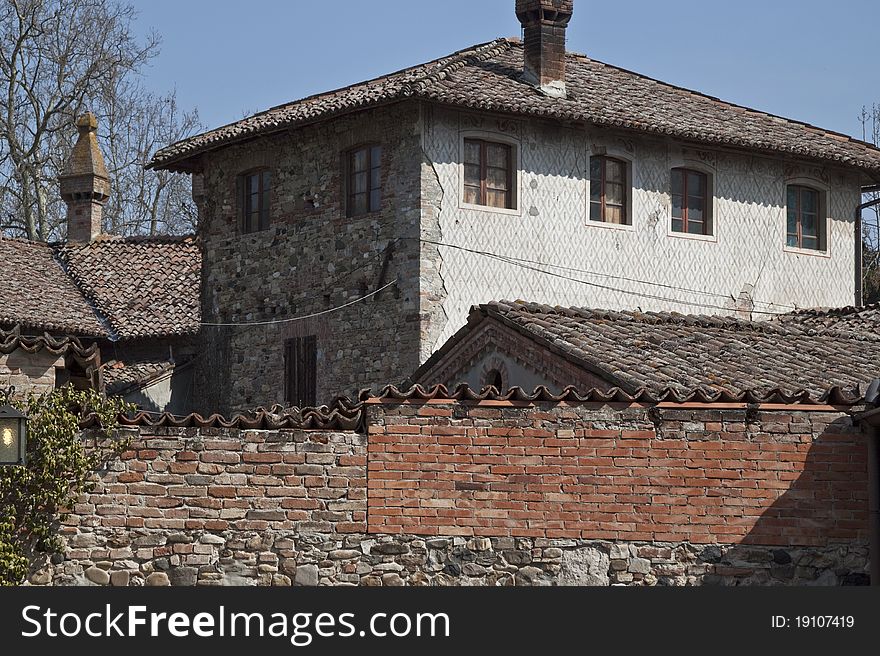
top-left (28, 399), bottom-right (870, 586)
top-left (367, 401), bottom-right (869, 546)
top-left (0, 350), bottom-right (63, 396)
top-left (195, 102), bottom-right (423, 414)
top-left (36, 530), bottom-right (867, 587)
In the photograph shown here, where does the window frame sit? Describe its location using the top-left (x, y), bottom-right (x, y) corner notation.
top-left (459, 132), bottom-right (521, 215)
top-left (588, 154), bottom-right (632, 228)
top-left (284, 335), bottom-right (317, 408)
top-left (463, 138), bottom-right (515, 210)
top-left (785, 183), bottom-right (826, 253)
top-left (239, 168), bottom-right (272, 234)
top-left (670, 167), bottom-right (710, 236)
top-left (346, 143), bottom-right (382, 217)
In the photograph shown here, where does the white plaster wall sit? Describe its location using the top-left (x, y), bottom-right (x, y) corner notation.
top-left (420, 106), bottom-right (862, 351)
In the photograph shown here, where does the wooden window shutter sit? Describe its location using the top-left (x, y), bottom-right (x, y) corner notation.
top-left (285, 336), bottom-right (317, 407)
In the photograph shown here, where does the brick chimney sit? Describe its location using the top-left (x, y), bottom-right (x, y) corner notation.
top-left (59, 112), bottom-right (110, 242)
top-left (515, 0), bottom-right (573, 98)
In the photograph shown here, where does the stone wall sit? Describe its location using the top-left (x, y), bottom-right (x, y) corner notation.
top-left (28, 398), bottom-right (871, 586)
top-left (0, 350), bottom-right (63, 396)
top-left (37, 530), bottom-right (867, 587)
top-left (195, 102), bottom-right (423, 414)
top-left (367, 401), bottom-right (869, 546)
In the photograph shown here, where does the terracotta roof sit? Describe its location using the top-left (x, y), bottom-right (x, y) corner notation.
top-left (772, 303), bottom-right (880, 340)
top-left (151, 38), bottom-right (880, 175)
top-left (366, 383), bottom-right (862, 406)
top-left (415, 300), bottom-right (880, 397)
top-left (103, 359), bottom-right (178, 395)
top-left (56, 236), bottom-right (201, 339)
top-left (78, 380), bottom-right (863, 433)
top-left (0, 238), bottom-right (105, 336)
top-left (80, 403), bottom-right (364, 431)
top-left (0, 327), bottom-right (99, 360)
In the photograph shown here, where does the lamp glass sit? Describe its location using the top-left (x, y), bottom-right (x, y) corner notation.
top-left (0, 417), bottom-right (22, 464)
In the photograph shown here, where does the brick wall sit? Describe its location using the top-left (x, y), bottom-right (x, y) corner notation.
top-left (366, 401), bottom-right (868, 546)
top-left (29, 398), bottom-right (871, 586)
top-left (71, 426), bottom-right (367, 535)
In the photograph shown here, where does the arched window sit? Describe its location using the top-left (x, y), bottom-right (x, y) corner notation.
top-left (484, 368), bottom-right (504, 391)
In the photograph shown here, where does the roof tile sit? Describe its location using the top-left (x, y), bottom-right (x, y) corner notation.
top-left (151, 39), bottom-right (880, 173)
top-left (0, 238), bottom-right (105, 335)
top-left (56, 236), bottom-right (201, 339)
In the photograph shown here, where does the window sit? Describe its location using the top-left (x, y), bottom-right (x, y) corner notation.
top-left (671, 168), bottom-right (709, 235)
top-left (284, 335), bottom-right (317, 407)
top-left (463, 138), bottom-right (514, 209)
top-left (484, 368), bottom-right (504, 391)
top-left (786, 185), bottom-right (823, 250)
top-left (348, 145), bottom-right (382, 216)
top-left (240, 169), bottom-right (271, 233)
top-left (589, 156), bottom-right (627, 224)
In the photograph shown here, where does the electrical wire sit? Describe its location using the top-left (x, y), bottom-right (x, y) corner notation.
top-left (410, 237), bottom-right (797, 316)
top-left (200, 234), bottom-right (801, 329)
top-left (201, 279), bottom-right (398, 327)
top-left (417, 237), bottom-right (796, 310)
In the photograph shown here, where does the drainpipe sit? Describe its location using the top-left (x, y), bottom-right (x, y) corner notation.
top-left (859, 378), bottom-right (880, 586)
top-left (855, 187), bottom-right (880, 306)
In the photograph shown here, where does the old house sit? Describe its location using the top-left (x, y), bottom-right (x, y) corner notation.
top-left (0, 114), bottom-right (201, 412)
top-left (411, 299), bottom-right (880, 394)
top-left (149, 0), bottom-right (880, 413)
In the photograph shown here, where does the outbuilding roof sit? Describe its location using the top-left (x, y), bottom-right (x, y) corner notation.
top-left (413, 300), bottom-right (880, 397)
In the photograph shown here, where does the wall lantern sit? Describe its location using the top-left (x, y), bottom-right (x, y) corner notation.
top-left (0, 393), bottom-right (27, 466)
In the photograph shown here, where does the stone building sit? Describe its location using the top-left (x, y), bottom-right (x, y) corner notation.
top-left (149, 0), bottom-right (880, 412)
top-left (0, 114), bottom-right (201, 412)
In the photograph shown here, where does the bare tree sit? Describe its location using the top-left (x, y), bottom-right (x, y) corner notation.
top-left (0, 0), bottom-right (200, 241)
top-left (860, 105), bottom-right (880, 303)
top-left (100, 80), bottom-right (200, 236)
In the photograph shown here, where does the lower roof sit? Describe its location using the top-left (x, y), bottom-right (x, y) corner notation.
top-left (0, 235), bottom-right (201, 340)
top-left (413, 300), bottom-right (880, 398)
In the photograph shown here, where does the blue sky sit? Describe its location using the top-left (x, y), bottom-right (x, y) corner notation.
top-left (131, 0), bottom-right (879, 141)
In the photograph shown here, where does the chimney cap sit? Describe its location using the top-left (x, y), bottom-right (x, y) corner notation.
top-left (61, 112), bottom-right (109, 181)
top-left (76, 112), bottom-right (98, 133)
top-left (515, 0), bottom-right (574, 23)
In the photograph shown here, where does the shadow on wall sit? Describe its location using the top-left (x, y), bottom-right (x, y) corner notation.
top-left (705, 415), bottom-right (869, 585)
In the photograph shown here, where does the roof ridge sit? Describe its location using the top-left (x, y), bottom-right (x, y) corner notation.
top-left (58, 234), bottom-right (198, 248)
top-left (484, 299), bottom-right (880, 342)
top-left (53, 248), bottom-right (120, 341)
top-left (401, 38), bottom-right (512, 95)
top-left (0, 235), bottom-right (53, 248)
top-left (571, 48), bottom-right (880, 154)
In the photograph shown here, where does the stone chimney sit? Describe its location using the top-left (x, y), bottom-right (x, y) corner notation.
top-left (515, 0), bottom-right (573, 98)
top-left (59, 113), bottom-right (110, 242)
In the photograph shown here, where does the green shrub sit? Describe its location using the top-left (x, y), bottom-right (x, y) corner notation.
top-left (0, 386), bottom-right (132, 586)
